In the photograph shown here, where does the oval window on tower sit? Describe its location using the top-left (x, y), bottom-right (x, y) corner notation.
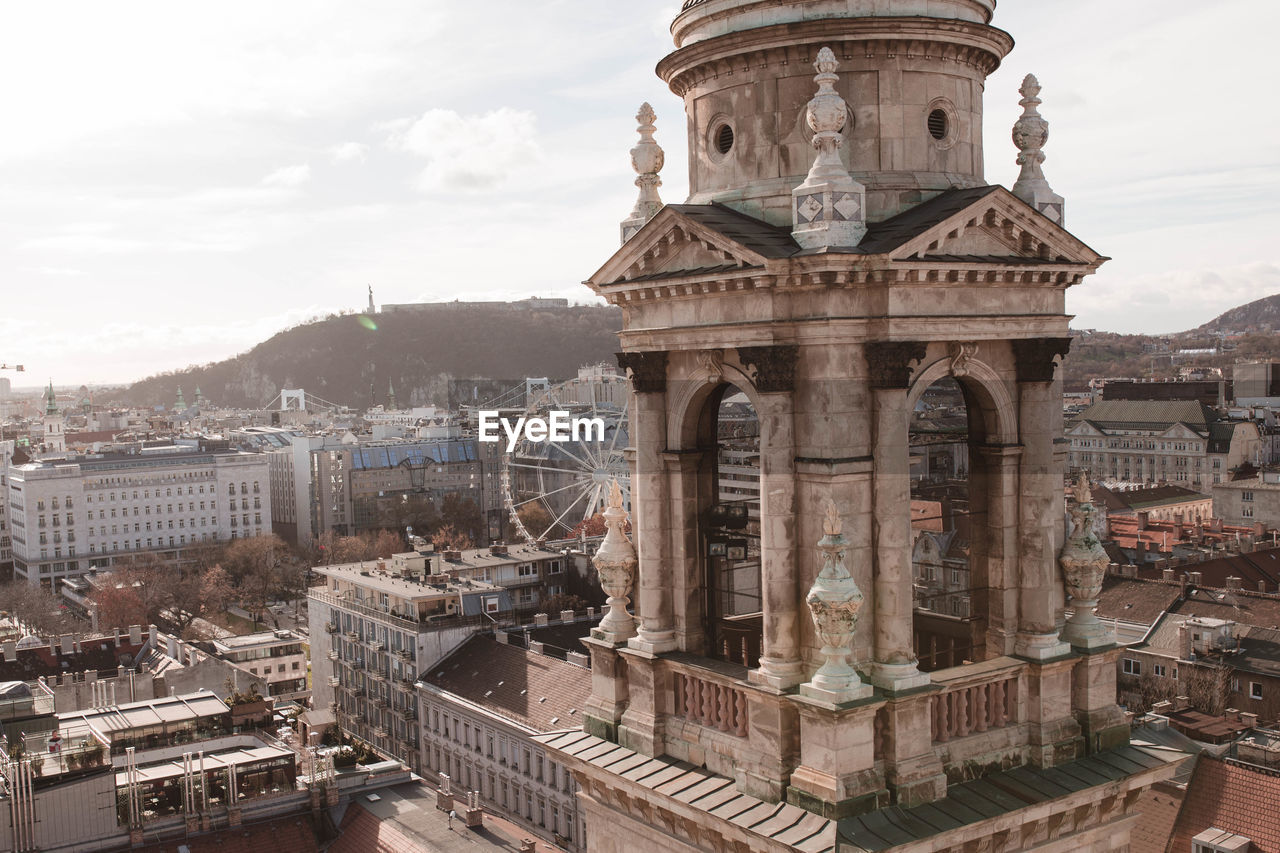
top-left (715, 123), bottom-right (735, 155)
top-left (927, 109), bottom-right (949, 141)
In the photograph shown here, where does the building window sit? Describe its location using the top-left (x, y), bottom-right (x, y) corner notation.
top-left (1251, 682), bottom-right (1264, 700)
top-left (1122, 659), bottom-right (1142, 676)
top-left (1242, 491), bottom-right (1254, 502)
top-left (1154, 663), bottom-right (1166, 677)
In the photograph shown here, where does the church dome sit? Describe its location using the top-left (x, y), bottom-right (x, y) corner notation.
top-left (672, 0), bottom-right (997, 48)
top-left (658, 0), bottom-right (1012, 224)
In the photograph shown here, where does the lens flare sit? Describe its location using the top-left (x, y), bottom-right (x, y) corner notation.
top-left (357, 315), bottom-right (378, 331)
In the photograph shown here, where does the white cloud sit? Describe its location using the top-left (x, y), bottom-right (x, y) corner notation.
top-left (329, 142), bottom-right (369, 164)
top-left (388, 107), bottom-right (541, 192)
top-left (262, 164), bottom-right (312, 187)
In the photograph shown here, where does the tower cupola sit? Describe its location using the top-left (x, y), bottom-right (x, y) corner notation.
top-left (658, 0), bottom-right (1013, 224)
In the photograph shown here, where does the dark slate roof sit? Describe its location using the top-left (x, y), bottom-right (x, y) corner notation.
top-left (837, 745), bottom-right (1176, 852)
top-left (1120, 485), bottom-right (1211, 510)
top-left (1095, 576), bottom-right (1183, 625)
top-left (422, 633), bottom-right (590, 733)
top-left (857, 185), bottom-right (1003, 255)
top-left (537, 730), bottom-right (835, 852)
top-left (1208, 421), bottom-right (1239, 454)
top-left (1076, 400), bottom-right (1215, 432)
top-left (665, 186), bottom-right (1006, 262)
top-left (1167, 755), bottom-right (1280, 853)
top-left (666, 204), bottom-right (799, 259)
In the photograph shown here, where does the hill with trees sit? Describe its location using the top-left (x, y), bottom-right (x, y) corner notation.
top-left (122, 302), bottom-right (623, 409)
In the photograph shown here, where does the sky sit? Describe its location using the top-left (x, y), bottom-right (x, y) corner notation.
top-left (1, 0), bottom-right (1276, 386)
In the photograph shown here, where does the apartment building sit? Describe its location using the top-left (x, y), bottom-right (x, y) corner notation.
top-left (208, 630), bottom-right (309, 702)
top-left (5, 440), bottom-right (270, 586)
top-left (1067, 400), bottom-right (1262, 489)
top-left (307, 549), bottom-right (513, 770)
top-left (1214, 470), bottom-right (1280, 527)
top-left (419, 633), bottom-right (590, 850)
top-left (268, 434), bottom-right (502, 547)
top-left (438, 542), bottom-right (569, 610)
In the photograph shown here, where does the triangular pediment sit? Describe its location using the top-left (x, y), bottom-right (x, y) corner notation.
top-left (1068, 422), bottom-right (1104, 437)
top-left (588, 204), bottom-right (791, 290)
top-left (881, 186), bottom-right (1106, 269)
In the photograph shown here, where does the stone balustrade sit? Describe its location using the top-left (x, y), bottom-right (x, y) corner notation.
top-left (672, 670), bottom-right (749, 738)
top-left (928, 658), bottom-right (1025, 744)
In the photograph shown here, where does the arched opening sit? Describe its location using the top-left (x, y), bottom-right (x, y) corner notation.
top-left (694, 384), bottom-right (762, 667)
top-left (909, 375), bottom-right (986, 671)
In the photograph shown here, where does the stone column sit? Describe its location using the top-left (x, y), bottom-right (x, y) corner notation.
top-left (665, 449), bottom-right (705, 655)
top-left (740, 345), bottom-right (803, 690)
top-left (865, 342), bottom-right (930, 692)
top-left (618, 351), bottom-right (677, 655)
top-left (973, 444), bottom-right (1022, 658)
top-left (1012, 338), bottom-right (1072, 661)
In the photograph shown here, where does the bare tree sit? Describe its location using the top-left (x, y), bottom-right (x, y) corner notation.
top-left (1184, 659), bottom-right (1232, 717)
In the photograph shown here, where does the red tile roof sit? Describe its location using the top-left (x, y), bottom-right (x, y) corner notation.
top-left (1130, 783), bottom-right (1183, 853)
top-left (1167, 755), bottom-right (1280, 853)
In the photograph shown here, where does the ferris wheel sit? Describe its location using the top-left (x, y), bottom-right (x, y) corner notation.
top-left (501, 375), bottom-right (631, 542)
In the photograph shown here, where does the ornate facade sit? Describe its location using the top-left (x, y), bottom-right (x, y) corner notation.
top-left (543, 2), bottom-right (1185, 851)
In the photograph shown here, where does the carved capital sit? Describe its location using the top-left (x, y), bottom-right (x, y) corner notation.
top-left (737, 345), bottom-right (798, 393)
top-left (616, 351), bottom-right (668, 393)
top-left (1012, 337), bottom-right (1071, 383)
top-left (865, 341), bottom-right (928, 389)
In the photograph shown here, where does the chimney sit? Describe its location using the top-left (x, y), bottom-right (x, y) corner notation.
top-left (559, 610), bottom-right (575, 623)
top-left (1242, 711), bottom-right (1259, 728)
top-left (534, 613), bottom-right (549, 627)
top-left (1260, 580), bottom-right (1269, 593)
top-left (129, 625), bottom-right (142, 644)
top-left (1136, 540), bottom-right (1147, 562)
top-left (1226, 576), bottom-right (1241, 591)
top-left (1137, 511), bottom-right (1150, 530)
top-left (1189, 571), bottom-right (1203, 586)
top-left (2, 642), bottom-right (16, 663)
top-left (520, 841), bottom-right (537, 853)
top-left (1178, 623), bottom-right (1192, 660)
top-left (60, 634), bottom-right (74, 656)
top-left (1162, 568), bottom-right (1175, 582)
top-left (529, 640), bottom-right (545, 656)
top-left (1151, 700), bottom-right (1173, 715)
top-left (167, 635), bottom-right (179, 659)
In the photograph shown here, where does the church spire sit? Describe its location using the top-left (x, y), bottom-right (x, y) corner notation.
top-left (44, 379), bottom-right (58, 416)
top-left (620, 103), bottom-right (665, 244)
top-left (387, 380), bottom-right (397, 411)
top-left (1011, 74), bottom-right (1065, 225)
top-left (791, 47), bottom-right (867, 250)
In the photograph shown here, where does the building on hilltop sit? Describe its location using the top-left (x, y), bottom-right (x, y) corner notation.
top-left (1066, 400), bottom-right (1262, 490)
top-left (536, 2), bottom-right (1189, 851)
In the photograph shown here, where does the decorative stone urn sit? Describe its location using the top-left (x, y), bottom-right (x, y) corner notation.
top-left (1060, 472), bottom-right (1113, 650)
top-left (590, 479), bottom-right (637, 644)
top-left (801, 500), bottom-right (873, 703)
top-left (620, 103), bottom-right (665, 244)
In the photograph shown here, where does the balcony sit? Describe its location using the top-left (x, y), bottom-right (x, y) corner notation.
top-left (394, 648), bottom-right (412, 661)
top-left (374, 697), bottom-right (390, 710)
top-left (328, 677), bottom-right (339, 688)
top-left (672, 667), bottom-right (749, 738)
top-left (327, 650), bottom-right (339, 661)
top-left (927, 657), bottom-right (1029, 783)
top-left (399, 707), bottom-right (418, 722)
top-left (346, 631), bottom-right (359, 642)
top-left (324, 623), bottom-right (339, 634)
top-left (369, 639), bottom-right (386, 651)
top-left (368, 671), bottom-right (387, 683)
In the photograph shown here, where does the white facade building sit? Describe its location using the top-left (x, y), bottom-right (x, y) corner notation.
top-left (6, 441), bottom-right (271, 586)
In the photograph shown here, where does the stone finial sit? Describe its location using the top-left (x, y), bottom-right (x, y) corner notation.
top-left (1060, 471), bottom-right (1113, 651)
top-left (620, 103), bottom-right (665, 244)
top-left (1011, 73), bottom-right (1065, 225)
top-left (801, 499), bottom-right (872, 704)
top-left (590, 478), bottom-right (637, 644)
top-left (1072, 470), bottom-right (1093, 506)
top-left (792, 47), bottom-right (867, 250)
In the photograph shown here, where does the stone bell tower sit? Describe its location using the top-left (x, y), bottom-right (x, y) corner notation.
top-left (541, 2), bottom-right (1184, 851)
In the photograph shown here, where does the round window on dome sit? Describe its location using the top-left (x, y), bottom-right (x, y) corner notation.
top-left (927, 109), bottom-right (949, 141)
top-left (715, 123), bottom-right (735, 155)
